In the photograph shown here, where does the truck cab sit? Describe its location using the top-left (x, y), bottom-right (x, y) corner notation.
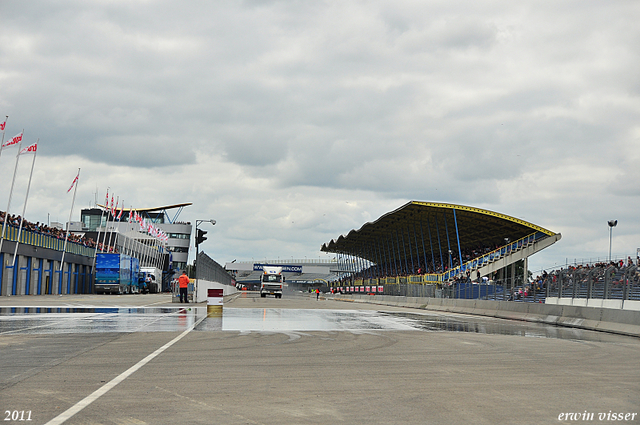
top-left (140, 267), bottom-right (162, 293)
top-left (260, 266), bottom-right (284, 298)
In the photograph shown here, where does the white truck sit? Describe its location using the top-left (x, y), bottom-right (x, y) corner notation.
top-left (140, 267), bottom-right (162, 293)
top-left (260, 266), bottom-right (284, 298)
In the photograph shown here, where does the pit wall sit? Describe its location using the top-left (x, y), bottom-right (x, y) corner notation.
top-left (545, 297), bottom-right (640, 311)
top-left (194, 279), bottom-right (238, 303)
top-left (332, 294), bottom-right (640, 338)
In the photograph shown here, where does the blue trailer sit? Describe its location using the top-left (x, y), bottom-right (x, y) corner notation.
top-left (95, 253), bottom-right (140, 294)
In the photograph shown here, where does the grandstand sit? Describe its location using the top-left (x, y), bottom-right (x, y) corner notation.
top-left (320, 201), bottom-right (562, 295)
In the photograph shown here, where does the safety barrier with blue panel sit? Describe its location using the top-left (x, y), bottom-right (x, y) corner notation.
top-left (1, 224), bottom-right (95, 296)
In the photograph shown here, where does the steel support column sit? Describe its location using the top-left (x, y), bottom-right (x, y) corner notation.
top-left (443, 212), bottom-right (452, 271)
top-left (453, 208), bottom-right (463, 271)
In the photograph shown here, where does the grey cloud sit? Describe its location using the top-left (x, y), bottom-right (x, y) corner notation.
top-left (1, 0), bottom-right (639, 266)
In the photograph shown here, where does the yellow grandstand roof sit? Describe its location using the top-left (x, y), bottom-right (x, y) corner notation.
top-left (321, 201), bottom-right (557, 261)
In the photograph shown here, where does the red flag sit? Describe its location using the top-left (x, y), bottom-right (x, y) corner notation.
top-left (2, 132), bottom-right (22, 149)
top-left (67, 171), bottom-right (79, 193)
top-left (117, 204), bottom-right (123, 221)
top-left (0, 120), bottom-right (5, 131)
top-left (104, 190), bottom-right (109, 211)
top-left (19, 143), bottom-right (37, 154)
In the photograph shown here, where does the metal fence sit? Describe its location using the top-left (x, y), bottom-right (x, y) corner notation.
top-left (544, 265), bottom-right (640, 301)
top-left (1, 223), bottom-right (95, 257)
top-left (196, 251), bottom-right (234, 286)
top-left (384, 283), bottom-right (437, 298)
top-left (335, 265), bottom-right (640, 306)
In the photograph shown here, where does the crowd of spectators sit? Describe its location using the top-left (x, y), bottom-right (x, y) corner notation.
top-left (339, 241), bottom-right (510, 284)
top-left (0, 210), bottom-right (117, 253)
top-left (532, 258), bottom-right (640, 296)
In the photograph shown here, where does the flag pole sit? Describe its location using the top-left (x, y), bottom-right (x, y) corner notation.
top-left (12, 140), bottom-right (38, 267)
top-left (107, 196), bottom-right (118, 253)
top-left (99, 196), bottom-right (111, 253)
top-left (94, 189), bottom-right (108, 254)
top-left (123, 206), bottom-right (133, 256)
top-left (116, 199), bottom-right (124, 254)
top-left (101, 194), bottom-right (114, 253)
top-left (60, 168), bottom-right (80, 272)
top-left (92, 189), bottom-right (108, 277)
top-left (0, 133), bottom-right (23, 254)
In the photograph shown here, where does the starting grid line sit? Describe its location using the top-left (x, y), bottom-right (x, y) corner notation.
top-left (43, 314), bottom-right (208, 425)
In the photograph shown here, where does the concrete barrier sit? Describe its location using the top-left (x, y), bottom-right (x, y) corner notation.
top-left (525, 302), bottom-right (563, 325)
top-left (330, 294), bottom-right (640, 337)
top-left (207, 288), bottom-right (223, 317)
top-left (548, 297), bottom-right (636, 311)
top-left (623, 300), bottom-right (640, 311)
top-left (425, 297), bottom-right (446, 311)
top-left (195, 280), bottom-right (237, 303)
top-left (471, 299), bottom-right (499, 318)
top-left (450, 299), bottom-right (476, 314)
top-left (556, 305), bottom-right (603, 330)
top-left (597, 309), bottom-right (640, 335)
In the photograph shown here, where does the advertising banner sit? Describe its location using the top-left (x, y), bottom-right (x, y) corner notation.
top-left (253, 264), bottom-right (303, 273)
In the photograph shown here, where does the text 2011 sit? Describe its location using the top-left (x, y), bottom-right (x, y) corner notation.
top-left (4, 411), bottom-right (32, 421)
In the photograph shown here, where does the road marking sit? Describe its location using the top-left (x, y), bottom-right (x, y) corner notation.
top-left (141, 299), bottom-right (174, 307)
top-left (0, 313), bottom-right (112, 335)
top-left (43, 313), bottom-right (207, 425)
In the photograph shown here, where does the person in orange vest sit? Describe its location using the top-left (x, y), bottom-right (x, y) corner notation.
top-left (316, 288), bottom-right (320, 300)
top-left (178, 270), bottom-right (190, 303)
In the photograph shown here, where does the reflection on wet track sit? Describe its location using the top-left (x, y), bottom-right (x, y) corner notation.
top-left (0, 307), bottom-right (206, 335)
top-left (0, 306), bottom-right (627, 342)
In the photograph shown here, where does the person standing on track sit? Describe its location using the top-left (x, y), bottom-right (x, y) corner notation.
top-left (178, 271), bottom-right (190, 303)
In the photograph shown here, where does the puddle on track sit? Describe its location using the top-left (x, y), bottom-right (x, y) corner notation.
top-left (0, 306), bottom-right (633, 343)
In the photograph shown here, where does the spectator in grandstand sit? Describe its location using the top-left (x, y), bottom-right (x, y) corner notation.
top-left (0, 209), bottom-right (116, 253)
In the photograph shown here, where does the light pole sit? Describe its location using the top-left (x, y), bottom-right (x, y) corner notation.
top-left (195, 219), bottom-right (216, 302)
top-left (608, 220), bottom-right (617, 263)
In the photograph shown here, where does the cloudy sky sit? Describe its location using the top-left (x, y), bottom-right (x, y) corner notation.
top-left (1, 0), bottom-right (639, 273)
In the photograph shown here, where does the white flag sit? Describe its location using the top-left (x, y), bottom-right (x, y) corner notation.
top-left (67, 171), bottom-right (79, 193)
top-left (2, 132), bottom-right (23, 149)
top-left (19, 143), bottom-right (37, 155)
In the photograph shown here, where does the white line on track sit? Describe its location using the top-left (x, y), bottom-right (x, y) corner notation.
top-left (0, 313), bottom-right (113, 335)
top-left (141, 299), bottom-right (175, 307)
top-left (43, 313), bottom-right (208, 425)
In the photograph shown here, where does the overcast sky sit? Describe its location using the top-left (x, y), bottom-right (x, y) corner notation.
top-left (1, 0), bottom-right (639, 274)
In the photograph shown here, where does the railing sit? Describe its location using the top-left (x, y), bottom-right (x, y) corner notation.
top-left (545, 265), bottom-right (640, 302)
top-left (439, 232), bottom-right (544, 281)
top-left (196, 251), bottom-right (234, 286)
top-left (0, 224), bottom-right (95, 257)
